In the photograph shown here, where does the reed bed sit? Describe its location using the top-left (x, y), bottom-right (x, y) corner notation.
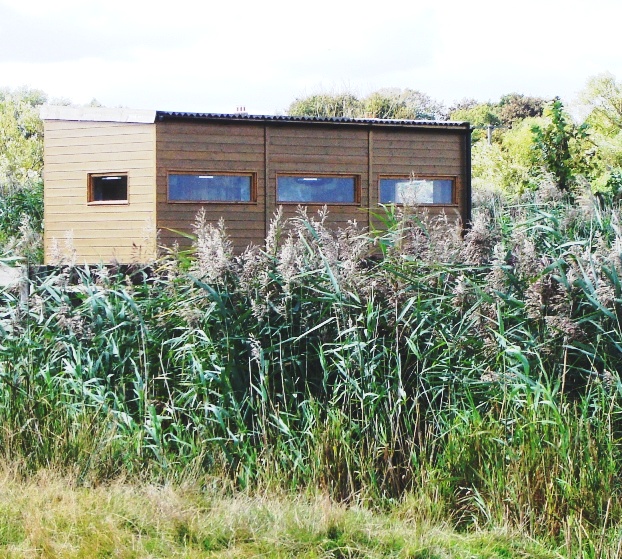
top-left (2, 193), bottom-right (622, 556)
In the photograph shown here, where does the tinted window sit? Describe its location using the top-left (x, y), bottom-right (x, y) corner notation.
top-left (90, 174), bottom-right (128, 202)
top-left (169, 174), bottom-right (253, 202)
top-left (379, 178), bottom-right (453, 204)
top-left (277, 176), bottom-right (357, 203)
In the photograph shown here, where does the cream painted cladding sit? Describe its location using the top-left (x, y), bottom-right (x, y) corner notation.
top-left (43, 119), bottom-right (157, 264)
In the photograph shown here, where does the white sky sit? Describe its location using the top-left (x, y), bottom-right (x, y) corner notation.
top-left (1, 0), bottom-right (620, 114)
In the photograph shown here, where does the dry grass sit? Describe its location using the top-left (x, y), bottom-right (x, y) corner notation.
top-left (0, 466), bottom-right (557, 559)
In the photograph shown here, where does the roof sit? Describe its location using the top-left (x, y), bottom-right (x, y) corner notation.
top-left (156, 111), bottom-right (470, 130)
top-left (40, 106), bottom-right (156, 123)
top-left (39, 106), bottom-right (470, 130)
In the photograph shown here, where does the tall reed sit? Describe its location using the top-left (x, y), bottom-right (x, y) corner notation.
top-left (1, 194), bottom-right (622, 554)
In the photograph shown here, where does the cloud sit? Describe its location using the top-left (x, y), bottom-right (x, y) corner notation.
top-left (1, 0), bottom-right (622, 114)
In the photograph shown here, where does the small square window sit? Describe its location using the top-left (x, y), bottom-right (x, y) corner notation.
top-left (89, 173), bottom-right (128, 203)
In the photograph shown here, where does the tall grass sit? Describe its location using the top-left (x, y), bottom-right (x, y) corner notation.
top-left (2, 194), bottom-right (622, 554)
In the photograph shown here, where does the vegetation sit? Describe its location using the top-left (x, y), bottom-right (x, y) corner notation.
top-left (0, 87), bottom-right (46, 263)
top-left (4, 75), bottom-right (622, 556)
top-left (530, 98), bottom-right (591, 197)
top-left (3, 192), bottom-right (622, 555)
top-left (0, 467), bottom-right (557, 558)
top-left (288, 88), bottom-right (445, 120)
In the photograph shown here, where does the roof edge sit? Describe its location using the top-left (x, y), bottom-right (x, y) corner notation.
top-left (156, 111), bottom-right (471, 129)
top-left (40, 106), bottom-right (156, 124)
top-left (37, 106), bottom-right (470, 130)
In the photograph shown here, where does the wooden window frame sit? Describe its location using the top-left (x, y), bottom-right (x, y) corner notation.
top-left (276, 173), bottom-right (361, 206)
top-left (378, 175), bottom-right (458, 206)
top-left (167, 171), bottom-right (258, 204)
top-left (87, 172), bottom-right (129, 205)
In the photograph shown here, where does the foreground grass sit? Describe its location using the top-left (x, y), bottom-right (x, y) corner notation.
top-left (0, 470), bottom-right (559, 559)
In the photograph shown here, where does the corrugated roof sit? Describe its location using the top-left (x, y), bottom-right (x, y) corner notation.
top-left (155, 111), bottom-right (470, 129)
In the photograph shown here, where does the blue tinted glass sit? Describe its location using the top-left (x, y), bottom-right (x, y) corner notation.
top-left (379, 178), bottom-right (453, 204)
top-left (169, 174), bottom-right (252, 202)
top-left (433, 180), bottom-right (453, 204)
top-left (277, 176), bottom-right (356, 203)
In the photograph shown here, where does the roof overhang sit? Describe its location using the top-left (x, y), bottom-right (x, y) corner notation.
top-left (40, 106), bottom-right (156, 123)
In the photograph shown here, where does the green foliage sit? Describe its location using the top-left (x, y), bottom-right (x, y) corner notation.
top-left (287, 92), bottom-right (362, 118)
top-left (580, 72), bottom-right (622, 136)
top-left (0, 87), bottom-right (46, 262)
top-left (578, 73), bottom-right (622, 191)
top-left (0, 87), bottom-right (46, 194)
top-left (450, 103), bottom-right (500, 127)
top-left (592, 167), bottom-right (622, 203)
top-left (531, 98), bottom-right (590, 195)
top-left (3, 196), bottom-right (622, 555)
top-left (0, 180), bottom-right (43, 238)
top-left (0, 180), bottom-right (43, 262)
top-left (287, 88), bottom-right (445, 120)
top-left (497, 92), bottom-right (547, 127)
top-left (449, 94), bottom-right (547, 145)
top-left (472, 117), bottom-right (544, 193)
top-left (363, 88), bottom-right (445, 120)
top-left (450, 102), bottom-right (500, 143)
top-left (363, 91), bottom-right (414, 119)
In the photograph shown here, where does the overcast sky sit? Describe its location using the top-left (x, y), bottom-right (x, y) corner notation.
top-left (1, 0), bottom-right (620, 115)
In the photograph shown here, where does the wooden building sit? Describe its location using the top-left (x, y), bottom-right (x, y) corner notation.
top-left (41, 106), bottom-right (471, 264)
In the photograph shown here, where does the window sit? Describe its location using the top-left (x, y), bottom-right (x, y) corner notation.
top-left (277, 175), bottom-right (358, 204)
top-left (168, 173), bottom-right (255, 202)
top-left (88, 173), bottom-right (128, 203)
top-left (379, 177), bottom-right (454, 205)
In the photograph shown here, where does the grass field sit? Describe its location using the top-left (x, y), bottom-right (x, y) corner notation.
top-left (0, 467), bottom-right (562, 559)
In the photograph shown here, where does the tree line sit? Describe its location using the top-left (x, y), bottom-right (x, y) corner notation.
top-left (2, 74), bottom-right (622, 261)
top-left (287, 74), bottom-right (622, 203)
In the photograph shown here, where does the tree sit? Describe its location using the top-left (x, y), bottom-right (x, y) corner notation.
top-left (472, 116), bottom-right (543, 194)
top-left (450, 102), bottom-right (501, 143)
top-left (577, 73), bottom-right (622, 180)
top-left (579, 72), bottom-right (622, 135)
top-left (497, 93), bottom-right (547, 127)
top-left (530, 98), bottom-right (589, 196)
top-left (287, 88), bottom-right (446, 120)
top-left (287, 93), bottom-right (362, 118)
top-left (0, 87), bottom-right (47, 194)
top-left (0, 87), bottom-right (47, 261)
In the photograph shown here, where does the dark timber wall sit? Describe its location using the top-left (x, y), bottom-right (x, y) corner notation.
top-left (156, 120), bottom-right (266, 250)
top-left (155, 116), bottom-right (471, 253)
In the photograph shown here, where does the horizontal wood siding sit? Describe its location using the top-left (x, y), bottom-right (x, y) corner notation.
top-left (267, 125), bottom-right (370, 231)
top-left (155, 121), bottom-right (468, 252)
top-left (371, 128), bottom-right (466, 227)
top-left (156, 121), bottom-right (267, 252)
top-left (44, 120), bottom-right (156, 264)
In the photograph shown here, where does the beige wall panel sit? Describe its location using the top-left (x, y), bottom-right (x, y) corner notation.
top-left (44, 121), bottom-right (154, 137)
top-left (45, 145), bottom-right (153, 158)
top-left (44, 169), bottom-right (155, 183)
top-left (44, 120), bottom-right (157, 264)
